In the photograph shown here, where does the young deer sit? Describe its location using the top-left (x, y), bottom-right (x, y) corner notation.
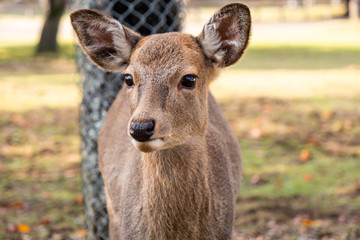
top-left (71, 3), bottom-right (251, 239)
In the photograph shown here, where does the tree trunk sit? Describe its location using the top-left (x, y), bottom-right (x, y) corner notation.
top-left (37, 0), bottom-right (67, 53)
top-left (344, 0), bottom-right (360, 18)
top-left (349, 0), bottom-right (360, 19)
top-left (73, 0), bottom-right (183, 239)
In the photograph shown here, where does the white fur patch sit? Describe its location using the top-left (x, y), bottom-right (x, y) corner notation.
top-left (201, 19), bottom-right (222, 58)
top-left (200, 13), bottom-right (245, 67)
top-left (131, 139), bottom-right (166, 152)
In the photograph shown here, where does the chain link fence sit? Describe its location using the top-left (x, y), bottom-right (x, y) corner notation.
top-left (72, 0), bottom-right (184, 239)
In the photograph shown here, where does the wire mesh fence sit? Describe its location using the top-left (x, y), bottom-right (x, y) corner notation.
top-left (72, 0), bottom-right (184, 239)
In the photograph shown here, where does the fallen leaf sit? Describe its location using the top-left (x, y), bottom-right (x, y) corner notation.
top-left (304, 173), bottom-right (313, 182)
top-left (40, 217), bottom-right (51, 225)
top-left (10, 201), bottom-right (24, 209)
top-left (17, 224), bottom-right (31, 233)
top-left (250, 174), bottom-right (261, 185)
top-left (249, 128), bottom-right (262, 139)
top-left (75, 194), bottom-right (83, 204)
top-left (301, 219), bottom-right (314, 227)
top-left (11, 114), bottom-right (22, 125)
top-left (306, 138), bottom-right (318, 146)
top-left (42, 192), bottom-right (51, 199)
top-left (322, 110), bottom-right (333, 120)
top-left (299, 149), bottom-right (311, 162)
top-left (75, 229), bottom-right (87, 237)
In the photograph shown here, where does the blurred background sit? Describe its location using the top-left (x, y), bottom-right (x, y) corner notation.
top-left (0, 0), bottom-right (359, 239)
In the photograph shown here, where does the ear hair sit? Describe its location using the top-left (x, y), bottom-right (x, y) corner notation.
top-left (70, 9), bottom-right (142, 71)
top-left (197, 3), bottom-right (251, 68)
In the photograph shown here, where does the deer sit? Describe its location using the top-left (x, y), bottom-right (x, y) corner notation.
top-left (71, 3), bottom-right (251, 239)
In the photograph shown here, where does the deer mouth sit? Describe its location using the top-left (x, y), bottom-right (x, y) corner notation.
top-left (131, 138), bottom-right (166, 152)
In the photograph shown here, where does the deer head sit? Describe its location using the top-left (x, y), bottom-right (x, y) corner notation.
top-left (71, 3), bottom-right (251, 153)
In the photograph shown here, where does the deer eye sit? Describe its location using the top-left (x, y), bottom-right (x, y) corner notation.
top-left (123, 74), bottom-right (134, 87)
top-left (180, 74), bottom-right (197, 89)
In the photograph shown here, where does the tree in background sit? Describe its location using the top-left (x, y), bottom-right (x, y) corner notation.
top-left (344, 0), bottom-right (360, 18)
top-left (37, 0), bottom-right (68, 53)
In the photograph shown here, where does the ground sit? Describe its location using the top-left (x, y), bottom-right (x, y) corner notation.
top-left (0, 13), bottom-right (360, 240)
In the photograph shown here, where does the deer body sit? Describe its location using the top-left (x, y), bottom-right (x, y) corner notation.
top-left (71, 4), bottom-right (250, 239)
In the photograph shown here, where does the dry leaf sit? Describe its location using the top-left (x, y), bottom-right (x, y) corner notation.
top-left (251, 174), bottom-right (261, 185)
top-left (40, 217), bottom-right (51, 225)
top-left (75, 229), bottom-right (87, 237)
top-left (10, 201), bottom-right (24, 209)
top-left (249, 128), bottom-right (262, 139)
top-left (75, 194), bottom-right (83, 204)
top-left (304, 173), bottom-right (313, 182)
top-left (42, 192), bottom-right (51, 199)
top-left (306, 138), bottom-right (318, 146)
top-left (322, 110), bottom-right (333, 120)
top-left (11, 114), bottom-right (21, 124)
top-left (301, 219), bottom-right (314, 227)
top-left (299, 149), bottom-right (311, 162)
top-left (17, 224), bottom-right (31, 233)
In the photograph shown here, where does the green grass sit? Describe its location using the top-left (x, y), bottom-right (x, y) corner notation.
top-left (0, 43), bottom-right (75, 62)
top-left (219, 97), bottom-right (360, 200)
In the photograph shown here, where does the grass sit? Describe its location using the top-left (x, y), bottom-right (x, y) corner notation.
top-left (0, 43), bottom-right (85, 239)
top-left (1, 18), bottom-right (360, 239)
top-left (232, 45), bottom-right (360, 70)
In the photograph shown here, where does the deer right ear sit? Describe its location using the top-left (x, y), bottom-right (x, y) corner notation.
top-left (70, 9), bottom-right (142, 71)
top-left (197, 3), bottom-right (251, 68)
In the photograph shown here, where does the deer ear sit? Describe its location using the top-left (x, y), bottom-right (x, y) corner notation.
top-left (70, 9), bottom-right (142, 71)
top-left (197, 3), bottom-right (251, 68)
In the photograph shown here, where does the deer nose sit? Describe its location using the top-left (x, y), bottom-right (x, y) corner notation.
top-left (129, 120), bottom-right (155, 142)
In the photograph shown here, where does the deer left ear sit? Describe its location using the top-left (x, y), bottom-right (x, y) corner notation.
top-left (70, 9), bottom-right (142, 71)
top-left (197, 3), bottom-right (251, 68)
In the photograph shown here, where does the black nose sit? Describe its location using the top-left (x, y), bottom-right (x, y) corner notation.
top-left (129, 120), bottom-right (155, 142)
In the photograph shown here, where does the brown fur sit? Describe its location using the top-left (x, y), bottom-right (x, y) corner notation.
top-left (71, 3), bottom-right (251, 239)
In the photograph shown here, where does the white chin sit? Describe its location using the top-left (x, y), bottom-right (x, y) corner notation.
top-left (131, 139), bottom-right (166, 152)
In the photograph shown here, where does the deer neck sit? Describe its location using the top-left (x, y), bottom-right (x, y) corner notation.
top-left (141, 138), bottom-right (212, 238)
